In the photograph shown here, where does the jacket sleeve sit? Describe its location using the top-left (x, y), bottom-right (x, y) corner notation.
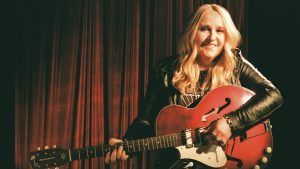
top-left (123, 62), bottom-right (168, 140)
top-left (226, 54), bottom-right (283, 134)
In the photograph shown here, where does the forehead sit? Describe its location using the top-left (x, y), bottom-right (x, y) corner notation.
top-left (199, 9), bottom-right (224, 27)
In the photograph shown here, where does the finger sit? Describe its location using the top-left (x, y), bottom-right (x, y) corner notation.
top-left (109, 138), bottom-right (122, 145)
top-left (216, 139), bottom-right (226, 146)
top-left (117, 146), bottom-right (123, 159)
top-left (207, 133), bottom-right (217, 141)
top-left (206, 133), bottom-right (223, 146)
top-left (121, 151), bottom-right (129, 161)
top-left (105, 152), bottom-right (111, 164)
top-left (110, 149), bottom-right (117, 162)
top-left (203, 123), bottom-right (216, 135)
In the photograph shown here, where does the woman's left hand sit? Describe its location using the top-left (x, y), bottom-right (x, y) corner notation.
top-left (204, 117), bottom-right (232, 146)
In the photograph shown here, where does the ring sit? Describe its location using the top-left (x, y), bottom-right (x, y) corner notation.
top-left (217, 139), bottom-right (225, 146)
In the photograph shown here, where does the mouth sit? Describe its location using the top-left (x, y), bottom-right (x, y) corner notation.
top-left (203, 44), bottom-right (218, 48)
top-left (201, 43), bottom-right (217, 47)
top-left (207, 44), bottom-right (217, 46)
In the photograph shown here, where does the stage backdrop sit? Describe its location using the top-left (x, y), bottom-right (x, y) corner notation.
top-left (14, 0), bottom-right (246, 168)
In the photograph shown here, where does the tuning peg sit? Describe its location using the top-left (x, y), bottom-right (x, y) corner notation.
top-left (37, 147), bottom-right (41, 150)
top-left (53, 145), bottom-right (57, 148)
top-left (45, 146), bottom-right (49, 149)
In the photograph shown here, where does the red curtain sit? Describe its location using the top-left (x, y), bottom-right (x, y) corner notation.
top-left (15, 0), bottom-right (245, 168)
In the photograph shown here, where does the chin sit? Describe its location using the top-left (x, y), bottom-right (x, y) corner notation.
top-left (203, 52), bottom-right (219, 60)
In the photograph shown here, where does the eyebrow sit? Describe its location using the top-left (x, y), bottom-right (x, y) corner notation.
top-left (199, 24), bottom-right (225, 29)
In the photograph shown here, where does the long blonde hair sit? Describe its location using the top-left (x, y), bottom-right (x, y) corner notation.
top-left (172, 4), bottom-right (241, 94)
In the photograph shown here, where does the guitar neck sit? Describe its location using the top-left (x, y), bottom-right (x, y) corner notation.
top-left (69, 133), bottom-right (183, 161)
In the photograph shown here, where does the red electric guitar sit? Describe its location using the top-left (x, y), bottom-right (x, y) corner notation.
top-left (29, 85), bottom-right (273, 169)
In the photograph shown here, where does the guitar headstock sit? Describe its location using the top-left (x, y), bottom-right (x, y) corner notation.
top-left (28, 145), bottom-right (69, 169)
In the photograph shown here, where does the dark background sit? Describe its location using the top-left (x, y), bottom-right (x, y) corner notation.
top-left (1, 0), bottom-right (299, 168)
top-left (247, 0), bottom-right (299, 168)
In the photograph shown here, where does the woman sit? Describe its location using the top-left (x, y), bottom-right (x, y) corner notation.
top-left (105, 4), bottom-right (283, 168)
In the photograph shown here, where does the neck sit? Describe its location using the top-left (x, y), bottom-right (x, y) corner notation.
top-left (197, 60), bottom-right (211, 70)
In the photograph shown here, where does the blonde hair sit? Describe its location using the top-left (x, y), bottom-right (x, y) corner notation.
top-left (172, 4), bottom-right (241, 94)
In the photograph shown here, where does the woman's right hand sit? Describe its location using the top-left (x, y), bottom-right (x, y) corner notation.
top-left (104, 138), bottom-right (129, 164)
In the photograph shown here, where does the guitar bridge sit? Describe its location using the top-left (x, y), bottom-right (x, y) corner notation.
top-left (184, 129), bottom-right (193, 148)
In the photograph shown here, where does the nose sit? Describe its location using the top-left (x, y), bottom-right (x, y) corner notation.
top-left (208, 31), bottom-right (217, 41)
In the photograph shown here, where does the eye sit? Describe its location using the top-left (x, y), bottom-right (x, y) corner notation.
top-left (217, 29), bottom-right (224, 33)
top-left (199, 26), bottom-right (210, 31)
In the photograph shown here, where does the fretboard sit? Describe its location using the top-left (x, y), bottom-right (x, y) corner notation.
top-left (69, 133), bottom-right (183, 161)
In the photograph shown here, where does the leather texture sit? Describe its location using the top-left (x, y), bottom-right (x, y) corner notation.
top-left (124, 49), bottom-right (283, 139)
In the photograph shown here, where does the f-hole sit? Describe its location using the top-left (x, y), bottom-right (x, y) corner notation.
top-left (202, 98), bottom-right (231, 122)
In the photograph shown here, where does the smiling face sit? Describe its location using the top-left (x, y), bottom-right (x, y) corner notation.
top-left (194, 9), bottom-right (226, 69)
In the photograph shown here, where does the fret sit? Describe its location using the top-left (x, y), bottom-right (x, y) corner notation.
top-left (137, 139), bottom-right (141, 151)
top-left (169, 135), bottom-right (173, 147)
top-left (101, 145), bottom-right (104, 156)
top-left (162, 136), bottom-right (165, 148)
top-left (159, 137), bottom-right (162, 149)
top-left (171, 135), bottom-right (175, 146)
top-left (86, 146), bottom-right (96, 158)
top-left (132, 141), bottom-right (136, 152)
top-left (150, 137), bottom-right (154, 150)
top-left (142, 139), bottom-right (145, 151)
top-left (158, 137), bottom-right (164, 148)
top-left (170, 134), bottom-right (175, 147)
top-left (147, 138), bottom-right (153, 150)
top-left (78, 149), bottom-right (81, 159)
top-left (129, 141), bottom-right (134, 152)
top-left (78, 147), bottom-right (89, 159)
top-left (108, 145), bottom-right (111, 153)
top-left (174, 134), bottom-right (178, 146)
top-left (94, 146), bottom-right (97, 157)
top-left (126, 141), bottom-right (130, 153)
top-left (144, 138), bottom-right (148, 150)
top-left (174, 134), bottom-right (179, 146)
top-left (145, 138), bottom-right (150, 150)
top-left (173, 134), bottom-right (177, 146)
top-left (68, 149), bottom-right (72, 161)
top-left (163, 136), bottom-right (167, 148)
top-left (157, 137), bottom-right (161, 149)
top-left (177, 134), bottom-right (180, 145)
top-left (86, 147), bottom-right (89, 158)
top-left (103, 145), bottom-right (109, 155)
top-left (168, 135), bottom-right (172, 147)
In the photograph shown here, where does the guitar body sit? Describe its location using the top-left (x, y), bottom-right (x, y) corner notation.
top-left (155, 85), bottom-right (273, 169)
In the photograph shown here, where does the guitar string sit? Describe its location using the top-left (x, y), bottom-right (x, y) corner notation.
top-left (74, 130), bottom-right (206, 155)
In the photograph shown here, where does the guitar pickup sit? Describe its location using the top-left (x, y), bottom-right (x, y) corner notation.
top-left (184, 129), bottom-right (193, 148)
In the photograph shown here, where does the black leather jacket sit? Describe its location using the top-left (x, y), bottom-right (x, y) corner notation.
top-left (124, 49), bottom-right (283, 139)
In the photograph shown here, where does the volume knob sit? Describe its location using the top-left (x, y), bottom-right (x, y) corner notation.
top-left (265, 147), bottom-right (272, 154)
top-left (260, 156), bottom-right (268, 164)
top-left (253, 165), bottom-right (260, 169)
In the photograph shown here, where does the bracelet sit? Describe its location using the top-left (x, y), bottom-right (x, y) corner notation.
top-left (223, 115), bottom-right (234, 131)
